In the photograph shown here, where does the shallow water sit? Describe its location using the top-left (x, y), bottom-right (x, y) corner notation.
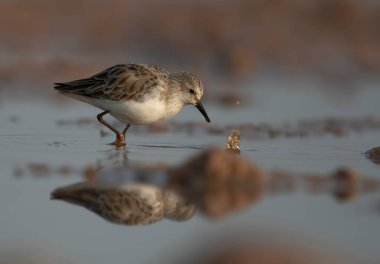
top-left (0, 84), bottom-right (379, 263)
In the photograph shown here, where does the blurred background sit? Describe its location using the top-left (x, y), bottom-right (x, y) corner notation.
top-left (1, 1), bottom-right (380, 264)
top-left (1, 0), bottom-right (380, 97)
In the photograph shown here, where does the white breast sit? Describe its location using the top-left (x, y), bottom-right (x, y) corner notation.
top-left (63, 93), bottom-right (184, 125)
top-left (109, 97), bottom-right (182, 124)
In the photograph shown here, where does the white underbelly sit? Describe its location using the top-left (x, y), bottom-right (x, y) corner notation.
top-left (110, 99), bottom-right (172, 124)
top-left (64, 93), bottom-right (182, 125)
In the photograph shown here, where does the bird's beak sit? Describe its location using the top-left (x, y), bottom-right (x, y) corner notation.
top-left (195, 101), bottom-right (211, 123)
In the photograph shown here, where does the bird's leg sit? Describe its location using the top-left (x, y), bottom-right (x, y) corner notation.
top-left (122, 124), bottom-right (131, 136)
top-left (97, 111), bottom-right (126, 147)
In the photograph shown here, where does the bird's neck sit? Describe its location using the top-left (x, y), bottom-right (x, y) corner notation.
top-left (166, 76), bottom-right (186, 105)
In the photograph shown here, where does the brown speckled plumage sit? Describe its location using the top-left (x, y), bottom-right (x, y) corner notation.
top-left (51, 182), bottom-right (196, 225)
top-left (55, 64), bottom-right (169, 102)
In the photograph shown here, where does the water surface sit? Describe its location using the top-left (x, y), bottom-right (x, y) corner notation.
top-left (0, 85), bottom-right (379, 263)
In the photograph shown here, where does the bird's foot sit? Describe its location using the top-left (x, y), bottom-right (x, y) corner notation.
top-left (109, 134), bottom-right (126, 148)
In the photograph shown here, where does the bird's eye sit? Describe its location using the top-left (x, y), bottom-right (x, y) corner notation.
top-left (189, 89), bottom-right (195, 94)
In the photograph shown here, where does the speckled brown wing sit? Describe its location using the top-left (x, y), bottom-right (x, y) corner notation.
top-left (54, 64), bottom-right (169, 102)
top-left (51, 184), bottom-right (164, 225)
top-left (99, 189), bottom-right (163, 225)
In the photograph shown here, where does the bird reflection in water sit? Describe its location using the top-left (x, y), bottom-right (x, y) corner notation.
top-left (51, 147), bottom-right (380, 223)
top-left (365, 146), bottom-right (380, 165)
top-left (51, 182), bottom-right (196, 225)
top-left (50, 130), bottom-right (380, 223)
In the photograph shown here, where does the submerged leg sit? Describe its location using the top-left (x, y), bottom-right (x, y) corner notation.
top-left (96, 111), bottom-right (125, 147)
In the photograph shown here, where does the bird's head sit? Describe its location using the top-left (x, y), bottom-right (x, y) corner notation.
top-left (170, 72), bottom-right (210, 123)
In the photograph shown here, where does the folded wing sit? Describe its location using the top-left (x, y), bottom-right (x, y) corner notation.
top-left (54, 64), bottom-right (168, 102)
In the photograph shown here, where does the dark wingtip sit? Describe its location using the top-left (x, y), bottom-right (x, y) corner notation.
top-left (54, 83), bottom-right (66, 90)
top-left (50, 191), bottom-right (58, 200)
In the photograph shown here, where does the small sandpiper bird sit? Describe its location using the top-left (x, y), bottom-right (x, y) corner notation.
top-left (51, 182), bottom-right (196, 225)
top-left (55, 64), bottom-right (210, 147)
